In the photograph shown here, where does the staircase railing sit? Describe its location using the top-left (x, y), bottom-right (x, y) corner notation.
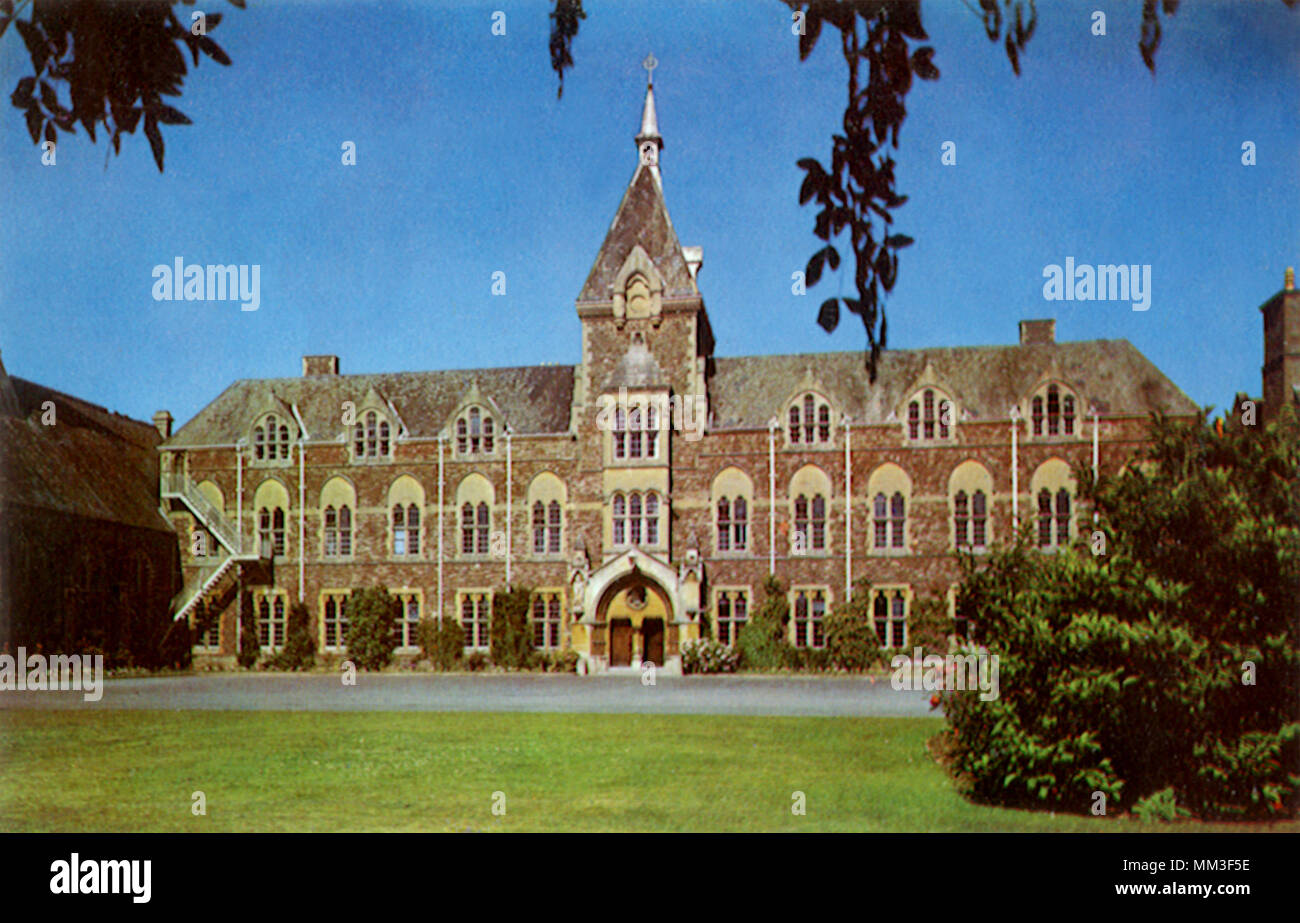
top-left (161, 471), bottom-right (243, 554)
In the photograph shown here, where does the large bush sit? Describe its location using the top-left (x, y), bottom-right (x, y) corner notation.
top-left (236, 606), bottom-right (259, 669)
top-left (418, 615), bottom-right (463, 670)
top-left (346, 586), bottom-right (400, 671)
top-left (945, 409), bottom-right (1300, 820)
top-left (735, 575), bottom-right (795, 670)
top-left (489, 585), bottom-right (533, 669)
top-left (824, 579), bottom-right (886, 671)
top-left (269, 602), bottom-right (316, 670)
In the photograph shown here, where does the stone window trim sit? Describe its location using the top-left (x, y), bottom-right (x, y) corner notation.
top-left (713, 586), bottom-right (751, 647)
top-left (790, 586), bottom-right (830, 649)
top-left (251, 412), bottom-right (295, 465)
top-left (392, 589), bottom-right (422, 652)
top-left (351, 408), bottom-right (393, 462)
top-left (320, 588), bottom-right (352, 651)
top-left (459, 590), bottom-right (492, 651)
top-left (869, 585), bottom-right (911, 650)
top-left (905, 388), bottom-right (955, 442)
top-left (786, 391), bottom-right (835, 448)
top-left (1027, 382), bottom-right (1080, 440)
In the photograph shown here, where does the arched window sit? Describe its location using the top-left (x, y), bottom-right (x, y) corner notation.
top-left (461, 593), bottom-right (490, 649)
top-left (1037, 489), bottom-right (1053, 547)
top-left (338, 505), bottom-right (352, 555)
top-left (271, 508), bottom-right (286, 556)
top-left (873, 593), bottom-right (888, 646)
top-left (717, 497), bottom-right (731, 552)
top-left (614, 408), bottom-right (627, 459)
top-left (811, 495), bottom-right (826, 550)
top-left (612, 493), bottom-right (626, 546)
top-left (732, 496), bottom-right (747, 550)
top-left (254, 414), bottom-right (291, 461)
top-left (1030, 384), bottom-right (1079, 439)
top-left (873, 493), bottom-right (888, 548)
top-left (532, 592), bottom-right (563, 650)
top-left (629, 407), bottom-right (643, 459)
top-left (793, 589), bottom-right (827, 649)
top-left (324, 505), bottom-right (338, 556)
top-left (611, 491), bottom-right (660, 547)
top-left (716, 589), bottom-right (749, 646)
top-left (788, 393), bottom-right (832, 445)
top-left (475, 502), bottom-right (490, 554)
top-left (533, 501), bottom-right (547, 554)
top-left (258, 593), bottom-right (287, 650)
top-left (907, 390), bottom-right (953, 441)
top-left (794, 494), bottom-right (809, 548)
top-left (954, 491), bottom-right (969, 547)
top-left (547, 500), bottom-right (561, 553)
top-left (392, 504), bottom-right (418, 555)
top-left (712, 467), bottom-right (753, 555)
top-left (353, 410), bottom-right (392, 459)
top-left (1055, 488), bottom-right (1071, 546)
top-left (462, 502), bottom-right (476, 553)
top-left (456, 406), bottom-right (496, 456)
top-left (889, 492), bottom-right (905, 548)
top-left (971, 490), bottom-right (987, 548)
top-left (890, 592), bottom-right (907, 648)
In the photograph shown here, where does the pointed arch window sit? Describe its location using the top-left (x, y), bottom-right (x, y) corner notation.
top-left (353, 410), bottom-right (392, 459)
top-left (532, 592), bottom-right (563, 650)
top-left (253, 413), bottom-right (291, 461)
top-left (456, 406), bottom-right (496, 456)
top-left (906, 389), bottom-right (953, 442)
top-left (393, 503), bottom-right (420, 556)
top-left (787, 393), bottom-right (833, 445)
top-left (875, 492), bottom-right (905, 549)
top-left (259, 507), bottom-right (286, 556)
top-left (1030, 384), bottom-right (1079, 439)
top-left (611, 491), bottom-right (661, 547)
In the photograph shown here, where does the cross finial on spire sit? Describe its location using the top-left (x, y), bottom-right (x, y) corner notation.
top-left (642, 53), bottom-right (658, 87)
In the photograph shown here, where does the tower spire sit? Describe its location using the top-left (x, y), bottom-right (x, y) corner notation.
top-left (635, 54), bottom-right (662, 168)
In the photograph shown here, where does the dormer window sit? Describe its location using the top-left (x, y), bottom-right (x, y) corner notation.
top-left (1029, 384), bottom-right (1078, 438)
top-left (787, 393), bottom-right (832, 445)
top-left (906, 389), bottom-right (953, 441)
top-left (456, 406), bottom-right (496, 456)
top-left (352, 410), bottom-right (391, 459)
top-left (253, 413), bottom-right (292, 461)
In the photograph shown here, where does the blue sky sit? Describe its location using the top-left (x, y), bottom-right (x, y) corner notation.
top-left (2, 0), bottom-right (1297, 426)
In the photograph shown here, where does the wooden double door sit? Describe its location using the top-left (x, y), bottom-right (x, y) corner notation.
top-left (609, 618), bottom-right (665, 667)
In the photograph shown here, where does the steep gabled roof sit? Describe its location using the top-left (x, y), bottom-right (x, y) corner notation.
top-left (709, 339), bottom-right (1199, 429)
top-left (166, 364), bottom-right (577, 447)
top-left (578, 163), bottom-right (697, 303)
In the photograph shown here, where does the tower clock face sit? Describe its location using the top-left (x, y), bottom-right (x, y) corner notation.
top-left (640, 142), bottom-right (657, 166)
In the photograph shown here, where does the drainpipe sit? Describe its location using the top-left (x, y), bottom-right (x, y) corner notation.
top-left (1091, 406), bottom-right (1100, 525)
top-left (298, 436), bottom-right (305, 602)
top-left (437, 433), bottom-right (445, 627)
top-left (768, 417), bottom-right (777, 576)
top-left (843, 414), bottom-right (852, 600)
top-left (235, 439), bottom-right (245, 555)
top-left (505, 426), bottom-right (513, 587)
top-left (1010, 405), bottom-right (1020, 523)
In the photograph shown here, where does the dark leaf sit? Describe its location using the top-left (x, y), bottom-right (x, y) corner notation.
top-left (816, 297), bottom-right (839, 333)
top-left (144, 114), bottom-right (164, 171)
top-left (39, 80), bottom-right (57, 111)
top-left (825, 244), bottom-right (841, 271)
top-left (885, 234), bottom-right (914, 248)
top-left (910, 47), bottom-right (939, 81)
top-left (11, 76), bottom-right (35, 107)
top-left (805, 248), bottom-right (828, 288)
top-left (196, 35), bottom-right (232, 66)
top-left (44, 119), bottom-right (55, 145)
top-left (228, 0), bottom-right (246, 7)
top-left (154, 105), bottom-right (192, 125)
top-left (798, 9), bottom-right (823, 61)
top-left (14, 18), bottom-right (46, 74)
top-left (24, 106), bottom-right (41, 144)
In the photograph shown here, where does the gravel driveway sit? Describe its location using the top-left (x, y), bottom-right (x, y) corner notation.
top-left (0, 673), bottom-right (935, 717)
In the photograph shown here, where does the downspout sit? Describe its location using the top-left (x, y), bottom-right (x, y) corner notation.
top-left (1010, 405), bottom-right (1020, 524)
top-left (843, 414), bottom-right (852, 600)
top-left (437, 432), bottom-right (445, 627)
top-left (505, 426), bottom-right (513, 587)
top-left (768, 417), bottom-right (777, 576)
top-left (1092, 406), bottom-right (1100, 525)
top-left (298, 436), bottom-right (305, 603)
top-left (236, 439), bottom-right (245, 554)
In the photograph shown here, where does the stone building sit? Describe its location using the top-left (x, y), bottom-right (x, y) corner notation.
top-left (0, 353), bottom-right (180, 664)
top-left (159, 80), bottom-right (1237, 672)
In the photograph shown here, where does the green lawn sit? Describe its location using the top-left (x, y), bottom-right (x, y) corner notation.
top-left (1, 710), bottom-right (1295, 832)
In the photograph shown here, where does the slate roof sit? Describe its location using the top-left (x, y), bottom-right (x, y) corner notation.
top-left (0, 373), bottom-right (170, 532)
top-left (709, 339), bottom-right (1199, 428)
top-left (578, 164), bottom-right (697, 303)
top-left (166, 364), bottom-right (578, 447)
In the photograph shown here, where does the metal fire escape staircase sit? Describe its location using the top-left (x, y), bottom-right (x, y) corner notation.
top-left (161, 472), bottom-right (263, 623)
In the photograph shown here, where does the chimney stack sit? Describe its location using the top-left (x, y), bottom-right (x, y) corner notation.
top-left (1019, 319), bottom-right (1056, 346)
top-left (303, 355), bottom-right (340, 376)
top-left (152, 410), bottom-right (173, 439)
top-left (1286, 266), bottom-right (1295, 292)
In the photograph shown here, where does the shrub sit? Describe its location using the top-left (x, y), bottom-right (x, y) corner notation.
top-left (944, 410), bottom-right (1300, 820)
top-left (464, 650), bottom-right (489, 672)
top-left (824, 580), bottom-right (885, 671)
top-left (345, 586), bottom-right (400, 671)
top-left (550, 649), bottom-right (580, 673)
top-left (489, 585), bottom-right (533, 669)
top-left (736, 575), bottom-right (794, 670)
top-left (681, 638), bottom-right (739, 675)
top-left (418, 616), bottom-right (464, 670)
top-left (269, 602), bottom-right (316, 670)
